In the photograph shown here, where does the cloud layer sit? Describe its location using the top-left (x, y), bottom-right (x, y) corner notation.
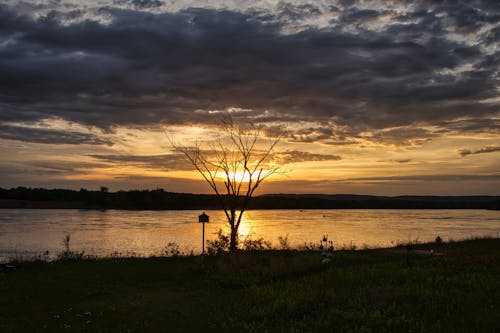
top-left (0, 124), bottom-right (113, 145)
top-left (1, 0), bottom-right (498, 141)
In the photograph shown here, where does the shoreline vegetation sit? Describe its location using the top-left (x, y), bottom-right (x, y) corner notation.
top-left (0, 237), bottom-right (498, 332)
top-left (1, 187), bottom-right (499, 210)
top-left (2, 233), bottom-right (498, 263)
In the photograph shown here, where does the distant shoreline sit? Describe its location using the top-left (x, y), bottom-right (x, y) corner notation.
top-left (1, 187), bottom-right (499, 210)
top-left (1, 197), bottom-right (499, 210)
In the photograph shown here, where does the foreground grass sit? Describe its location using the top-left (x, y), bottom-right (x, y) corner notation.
top-left (1, 238), bottom-right (499, 332)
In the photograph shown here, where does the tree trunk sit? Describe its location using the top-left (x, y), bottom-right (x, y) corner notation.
top-left (228, 208), bottom-right (238, 252)
top-left (229, 226), bottom-right (238, 252)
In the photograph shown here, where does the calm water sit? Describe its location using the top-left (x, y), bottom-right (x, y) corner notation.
top-left (0, 209), bottom-right (499, 260)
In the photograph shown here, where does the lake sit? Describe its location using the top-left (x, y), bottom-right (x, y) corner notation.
top-left (1, 209), bottom-right (499, 261)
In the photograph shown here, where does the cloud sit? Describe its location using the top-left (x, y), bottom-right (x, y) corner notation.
top-left (0, 124), bottom-right (113, 145)
top-left (273, 150), bottom-right (341, 164)
top-left (459, 146), bottom-right (500, 157)
top-left (341, 174), bottom-right (500, 182)
top-left (273, 123), bottom-right (436, 147)
top-left (88, 153), bottom-right (192, 170)
top-left (437, 118), bottom-right (500, 135)
top-left (0, 159), bottom-right (102, 181)
top-left (277, 125), bottom-right (344, 143)
top-left (0, 165), bottom-right (66, 177)
top-left (362, 127), bottom-right (435, 147)
top-left (378, 159), bottom-right (412, 163)
top-left (26, 161), bottom-right (107, 172)
top-left (115, 0), bottom-right (164, 10)
top-left (276, 2), bottom-right (322, 23)
top-left (0, 1), bottom-right (497, 142)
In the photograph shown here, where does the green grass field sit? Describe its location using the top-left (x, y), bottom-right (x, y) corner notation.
top-left (1, 238), bottom-right (499, 332)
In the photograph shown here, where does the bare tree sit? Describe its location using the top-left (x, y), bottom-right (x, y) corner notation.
top-left (173, 118), bottom-right (281, 252)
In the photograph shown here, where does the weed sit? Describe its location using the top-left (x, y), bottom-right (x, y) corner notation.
top-left (57, 234), bottom-right (85, 260)
top-left (164, 242), bottom-right (182, 257)
top-left (277, 234), bottom-right (290, 250)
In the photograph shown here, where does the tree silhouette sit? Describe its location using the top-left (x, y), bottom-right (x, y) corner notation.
top-left (173, 118), bottom-right (282, 252)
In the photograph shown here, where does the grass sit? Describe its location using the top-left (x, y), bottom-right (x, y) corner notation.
top-left (0, 238), bottom-right (499, 332)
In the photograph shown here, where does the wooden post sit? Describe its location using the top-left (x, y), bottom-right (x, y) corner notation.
top-left (201, 221), bottom-right (205, 270)
top-left (198, 212), bottom-right (209, 271)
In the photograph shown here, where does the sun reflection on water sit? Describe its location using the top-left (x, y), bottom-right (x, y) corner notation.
top-left (1, 209), bottom-right (499, 259)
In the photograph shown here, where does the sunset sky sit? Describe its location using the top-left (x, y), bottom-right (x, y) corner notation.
top-left (0, 0), bottom-right (499, 195)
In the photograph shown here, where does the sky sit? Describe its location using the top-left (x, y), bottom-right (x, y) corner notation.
top-left (0, 0), bottom-right (499, 195)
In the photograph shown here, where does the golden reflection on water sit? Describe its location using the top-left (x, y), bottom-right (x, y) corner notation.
top-left (237, 215), bottom-right (254, 240)
top-left (0, 209), bottom-right (499, 260)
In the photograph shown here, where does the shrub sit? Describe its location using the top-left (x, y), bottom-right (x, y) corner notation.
top-left (206, 229), bottom-right (230, 255)
top-left (242, 237), bottom-right (272, 251)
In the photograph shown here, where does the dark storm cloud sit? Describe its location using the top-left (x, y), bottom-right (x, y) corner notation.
top-left (0, 1), bottom-right (498, 142)
top-left (0, 124), bottom-right (113, 145)
top-left (459, 146), bottom-right (500, 157)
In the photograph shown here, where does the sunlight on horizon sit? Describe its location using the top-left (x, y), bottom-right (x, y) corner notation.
top-left (224, 170), bottom-right (252, 183)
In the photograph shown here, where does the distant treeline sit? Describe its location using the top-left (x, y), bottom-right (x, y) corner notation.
top-left (0, 187), bottom-right (218, 210)
top-left (0, 187), bottom-right (499, 210)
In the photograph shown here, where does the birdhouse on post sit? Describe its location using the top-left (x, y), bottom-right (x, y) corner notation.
top-left (199, 212), bottom-right (209, 223)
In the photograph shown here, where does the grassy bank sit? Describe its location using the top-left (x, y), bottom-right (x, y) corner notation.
top-left (1, 238), bottom-right (499, 332)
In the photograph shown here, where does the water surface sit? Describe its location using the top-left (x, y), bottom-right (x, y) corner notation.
top-left (0, 209), bottom-right (498, 260)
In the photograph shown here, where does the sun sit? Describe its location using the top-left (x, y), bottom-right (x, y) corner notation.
top-left (226, 170), bottom-right (252, 183)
